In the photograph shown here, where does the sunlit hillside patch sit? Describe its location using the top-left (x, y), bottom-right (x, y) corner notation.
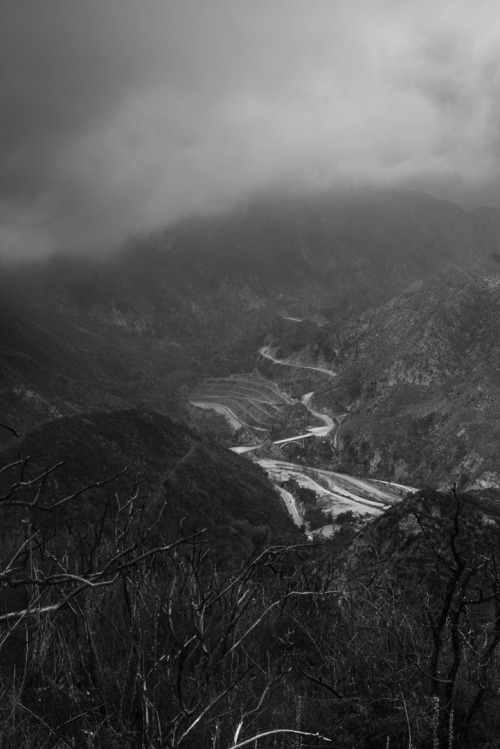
top-left (255, 458), bottom-right (414, 533)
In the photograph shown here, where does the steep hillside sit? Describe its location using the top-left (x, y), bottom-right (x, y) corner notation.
top-left (273, 266), bottom-right (500, 490)
top-left (0, 299), bottom-right (127, 442)
top-left (7, 188), bottom-right (500, 357)
top-left (341, 487), bottom-right (500, 582)
top-left (0, 296), bottom-right (195, 444)
top-left (304, 489), bottom-right (500, 748)
top-left (340, 267), bottom-right (500, 490)
top-left (0, 409), bottom-right (298, 555)
top-left (4, 188), bottom-right (500, 495)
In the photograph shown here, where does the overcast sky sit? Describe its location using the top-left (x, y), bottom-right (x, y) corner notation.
top-left (2, 0), bottom-right (500, 258)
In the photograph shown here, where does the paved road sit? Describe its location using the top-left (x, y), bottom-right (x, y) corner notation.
top-left (276, 486), bottom-right (302, 525)
top-left (259, 459), bottom-right (413, 507)
top-left (189, 401), bottom-right (267, 431)
top-left (259, 346), bottom-right (337, 378)
top-left (226, 356), bottom-right (338, 452)
top-left (301, 391), bottom-right (335, 436)
top-left (310, 466), bottom-right (413, 505)
top-left (273, 432), bottom-right (315, 445)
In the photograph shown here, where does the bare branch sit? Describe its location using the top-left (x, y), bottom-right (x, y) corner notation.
top-left (0, 531), bottom-right (205, 621)
top-left (226, 590), bottom-right (341, 657)
top-left (0, 457), bottom-right (25, 477)
top-left (230, 729), bottom-right (332, 748)
top-left (4, 467), bottom-right (128, 511)
top-left (0, 460), bottom-right (64, 504)
top-left (0, 423), bottom-right (19, 438)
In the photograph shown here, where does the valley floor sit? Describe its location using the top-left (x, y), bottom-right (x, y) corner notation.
top-left (257, 458), bottom-right (413, 529)
top-left (190, 341), bottom-right (415, 533)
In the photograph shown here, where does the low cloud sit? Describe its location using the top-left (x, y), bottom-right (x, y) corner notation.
top-left (2, 0), bottom-right (500, 258)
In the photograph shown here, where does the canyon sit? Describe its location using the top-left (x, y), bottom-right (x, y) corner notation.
top-left (2, 188), bottom-right (500, 521)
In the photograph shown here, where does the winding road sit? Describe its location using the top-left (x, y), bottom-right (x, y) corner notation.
top-left (195, 342), bottom-right (339, 463)
top-left (259, 346), bottom-right (337, 378)
top-left (222, 347), bottom-right (339, 448)
top-left (189, 401), bottom-right (267, 432)
top-left (301, 391), bottom-right (335, 436)
top-left (190, 334), bottom-right (414, 532)
top-left (193, 355), bottom-right (337, 445)
top-left (276, 486), bottom-right (302, 526)
top-left (225, 344), bottom-right (414, 529)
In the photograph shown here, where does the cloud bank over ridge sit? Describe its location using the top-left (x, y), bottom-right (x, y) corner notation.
top-left (2, 0), bottom-right (500, 258)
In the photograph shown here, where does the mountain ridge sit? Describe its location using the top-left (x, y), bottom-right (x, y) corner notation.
top-left (2, 187), bottom-right (500, 494)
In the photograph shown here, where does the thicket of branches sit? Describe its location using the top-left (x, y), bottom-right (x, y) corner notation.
top-left (0, 434), bottom-right (499, 748)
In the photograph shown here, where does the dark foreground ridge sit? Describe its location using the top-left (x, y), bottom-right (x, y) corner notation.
top-left (0, 441), bottom-right (499, 747)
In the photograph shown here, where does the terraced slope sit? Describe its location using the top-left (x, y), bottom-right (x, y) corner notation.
top-left (188, 374), bottom-right (298, 431)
